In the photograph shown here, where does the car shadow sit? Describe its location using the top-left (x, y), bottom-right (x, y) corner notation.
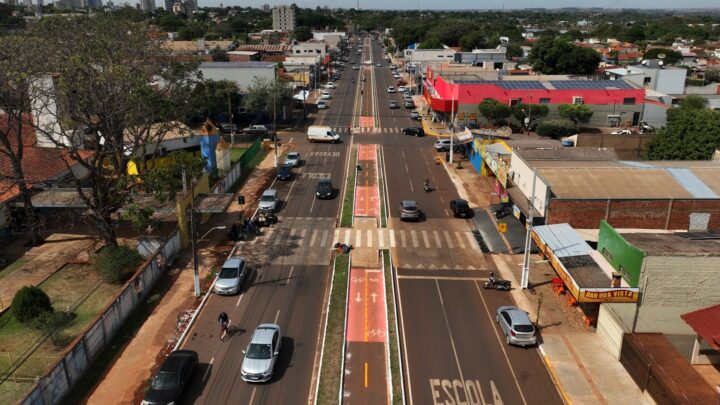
top-left (268, 336), bottom-right (295, 383)
top-left (180, 362), bottom-right (212, 405)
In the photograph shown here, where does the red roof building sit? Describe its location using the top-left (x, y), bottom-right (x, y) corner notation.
top-left (682, 304), bottom-right (720, 351)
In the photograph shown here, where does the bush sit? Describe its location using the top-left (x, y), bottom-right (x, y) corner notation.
top-left (29, 311), bottom-right (76, 346)
top-left (536, 119), bottom-right (577, 139)
top-left (96, 245), bottom-right (143, 284)
top-left (12, 286), bottom-right (53, 324)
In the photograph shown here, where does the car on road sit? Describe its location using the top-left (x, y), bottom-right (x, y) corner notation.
top-left (321, 91), bottom-right (332, 100)
top-left (324, 82), bottom-right (336, 89)
top-left (450, 199), bottom-right (474, 218)
top-left (142, 350), bottom-right (198, 405)
top-left (241, 324), bottom-right (283, 383)
top-left (276, 164), bottom-right (293, 181)
top-left (402, 127), bottom-right (424, 137)
top-left (399, 200), bottom-right (420, 221)
top-left (376, 63), bottom-right (382, 67)
top-left (284, 152), bottom-right (301, 167)
top-left (258, 189), bottom-right (279, 212)
top-left (316, 179), bottom-right (334, 199)
top-left (317, 101), bottom-right (328, 109)
top-left (387, 86), bottom-right (396, 93)
top-left (403, 95), bottom-right (413, 103)
top-left (397, 86), bottom-right (405, 92)
top-left (391, 64), bottom-right (397, 69)
top-left (220, 123), bottom-right (238, 133)
top-left (352, 65), bottom-right (359, 70)
top-left (388, 100), bottom-right (399, 109)
top-left (364, 60), bottom-right (372, 65)
top-left (496, 306), bottom-right (537, 347)
top-left (410, 111), bottom-right (420, 120)
top-left (434, 139), bottom-right (452, 151)
top-left (242, 125), bottom-right (268, 135)
top-left (214, 256), bottom-right (248, 295)
top-left (404, 100), bottom-right (415, 108)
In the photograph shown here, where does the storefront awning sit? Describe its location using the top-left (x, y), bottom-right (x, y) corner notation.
top-left (681, 304), bottom-right (720, 351)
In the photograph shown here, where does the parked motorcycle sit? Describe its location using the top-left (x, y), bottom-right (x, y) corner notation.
top-left (495, 205), bottom-right (512, 219)
top-left (483, 277), bottom-right (512, 291)
top-left (423, 179), bottom-right (432, 192)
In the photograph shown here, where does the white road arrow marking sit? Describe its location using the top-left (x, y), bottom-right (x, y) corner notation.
top-left (370, 293), bottom-right (377, 303)
top-left (355, 292), bottom-right (362, 303)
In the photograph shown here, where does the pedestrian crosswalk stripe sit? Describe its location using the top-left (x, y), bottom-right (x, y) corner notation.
top-left (400, 230), bottom-right (407, 248)
top-left (465, 232), bottom-right (478, 250)
top-left (411, 230), bottom-right (419, 248)
top-left (455, 232), bottom-right (466, 249)
top-left (344, 229), bottom-right (351, 245)
top-left (444, 231), bottom-right (454, 249)
top-left (389, 229), bottom-right (396, 248)
top-left (310, 229), bottom-right (318, 247)
top-left (379, 229), bottom-right (384, 247)
top-left (422, 230), bottom-right (430, 248)
top-left (433, 230), bottom-right (442, 247)
top-left (356, 229), bottom-right (362, 246)
top-left (321, 229), bottom-right (329, 247)
top-left (367, 229), bottom-right (373, 247)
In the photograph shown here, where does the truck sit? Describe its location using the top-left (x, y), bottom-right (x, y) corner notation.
top-left (307, 126), bottom-right (340, 143)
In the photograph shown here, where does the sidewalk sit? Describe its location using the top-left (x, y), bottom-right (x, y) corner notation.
top-left (85, 145), bottom-right (284, 404)
top-left (444, 161), bottom-right (650, 405)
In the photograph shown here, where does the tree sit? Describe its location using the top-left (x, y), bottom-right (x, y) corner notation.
top-left (679, 95), bottom-right (708, 110)
top-left (418, 37), bottom-right (444, 49)
top-left (558, 104), bottom-right (594, 124)
top-left (293, 26), bottom-right (313, 42)
top-left (0, 33), bottom-right (46, 246)
top-left (188, 79), bottom-right (240, 123)
top-left (157, 13), bottom-right (185, 32)
top-left (29, 15), bottom-right (198, 247)
top-left (96, 245), bottom-right (144, 283)
top-left (210, 47), bottom-right (229, 61)
top-left (459, 30), bottom-right (488, 52)
top-left (511, 103), bottom-right (549, 127)
top-left (705, 70), bottom-right (720, 83)
top-left (536, 119), bottom-right (577, 139)
top-left (478, 99), bottom-right (512, 126)
top-left (528, 36), bottom-right (601, 75)
top-left (12, 286), bottom-right (53, 324)
top-left (646, 103), bottom-right (720, 160)
top-left (643, 48), bottom-right (682, 65)
top-left (242, 77), bottom-right (294, 121)
top-left (505, 44), bottom-right (524, 59)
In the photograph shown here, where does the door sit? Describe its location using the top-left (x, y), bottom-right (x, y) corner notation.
top-left (632, 112), bottom-right (640, 126)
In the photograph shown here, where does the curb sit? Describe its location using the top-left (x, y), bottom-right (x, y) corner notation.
top-left (420, 118), bottom-right (448, 138)
top-left (538, 344), bottom-right (573, 405)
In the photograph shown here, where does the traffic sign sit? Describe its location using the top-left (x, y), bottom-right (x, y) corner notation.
top-left (497, 223), bottom-right (507, 233)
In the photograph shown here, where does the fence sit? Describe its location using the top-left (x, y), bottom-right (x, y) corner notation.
top-left (0, 353), bottom-right (59, 383)
top-left (19, 229), bottom-right (182, 405)
top-left (210, 138), bottom-right (262, 194)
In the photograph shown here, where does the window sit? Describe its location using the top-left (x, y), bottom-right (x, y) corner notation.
top-left (623, 97), bottom-right (636, 105)
top-left (510, 98), bottom-right (521, 106)
top-left (539, 98), bottom-right (551, 104)
top-left (643, 77), bottom-right (651, 84)
top-left (572, 96), bottom-right (583, 105)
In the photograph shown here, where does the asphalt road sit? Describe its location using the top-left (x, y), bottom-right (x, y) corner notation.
top-left (359, 38), bottom-right (563, 405)
top-left (178, 39), bottom-right (363, 405)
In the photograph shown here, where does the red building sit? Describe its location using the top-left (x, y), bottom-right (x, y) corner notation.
top-left (422, 66), bottom-right (646, 127)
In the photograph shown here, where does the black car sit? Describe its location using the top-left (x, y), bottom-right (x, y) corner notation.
top-left (276, 164), bottom-right (293, 181)
top-left (316, 179), bottom-right (334, 199)
top-left (450, 199), bottom-right (474, 218)
top-left (143, 350), bottom-right (198, 405)
top-left (402, 127), bottom-right (425, 137)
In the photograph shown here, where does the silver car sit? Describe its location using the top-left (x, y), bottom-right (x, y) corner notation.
top-left (241, 324), bottom-right (282, 383)
top-left (258, 189), bottom-right (278, 212)
top-left (214, 256), bottom-right (248, 295)
top-left (399, 200), bottom-right (420, 221)
top-left (496, 306), bottom-right (537, 347)
top-left (284, 152), bottom-right (300, 167)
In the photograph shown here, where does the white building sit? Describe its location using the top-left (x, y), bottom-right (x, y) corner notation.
top-left (605, 61), bottom-right (686, 95)
top-left (290, 42), bottom-right (327, 60)
top-left (198, 61), bottom-right (277, 92)
top-left (272, 5), bottom-right (295, 32)
top-left (403, 48), bottom-right (456, 64)
top-left (139, 0), bottom-right (154, 11)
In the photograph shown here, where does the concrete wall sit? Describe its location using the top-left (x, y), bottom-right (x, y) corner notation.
top-left (624, 68), bottom-right (686, 95)
top-left (546, 198), bottom-right (720, 230)
top-left (574, 133), bottom-right (654, 160)
top-left (290, 43), bottom-right (327, 59)
top-left (404, 49), bottom-right (456, 63)
top-left (597, 303), bottom-right (631, 360)
top-left (199, 63), bottom-right (276, 92)
top-left (641, 103), bottom-right (669, 128)
top-left (508, 152), bottom-right (551, 215)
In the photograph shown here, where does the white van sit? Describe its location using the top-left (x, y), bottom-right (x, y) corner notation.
top-left (307, 126), bottom-right (340, 143)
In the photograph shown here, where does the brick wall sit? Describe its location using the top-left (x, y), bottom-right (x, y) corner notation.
top-left (546, 198), bottom-right (720, 230)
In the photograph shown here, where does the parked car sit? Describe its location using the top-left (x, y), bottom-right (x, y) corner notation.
top-left (399, 200), bottom-right (420, 221)
top-left (611, 129), bottom-right (634, 135)
top-left (387, 86), bottom-right (396, 93)
top-left (496, 306), bottom-right (537, 347)
top-left (258, 189), bottom-right (279, 212)
top-left (410, 111), bottom-right (420, 120)
top-left (321, 91), bottom-right (332, 100)
top-left (316, 179), bottom-right (334, 199)
top-left (353, 64), bottom-right (360, 69)
top-left (376, 63), bottom-right (382, 67)
top-left (397, 86), bottom-right (406, 92)
top-left (220, 123), bottom-right (238, 133)
top-left (364, 60), bottom-right (372, 65)
top-left (276, 164), bottom-right (293, 181)
top-left (450, 199), bottom-right (473, 218)
top-left (388, 100), bottom-right (400, 109)
top-left (142, 350), bottom-right (198, 405)
top-left (324, 82), bottom-right (336, 89)
top-left (404, 100), bottom-right (415, 109)
top-left (284, 152), bottom-right (300, 167)
top-left (391, 64), bottom-right (397, 69)
top-left (242, 125), bottom-right (268, 135)
top-left (214, 256), bottom-right (248, 295)
top-left (402, 127), bottom-right (424, 137)
top-left (317, 101), bottom-right (328, 109)
top-left (433, 139), bottom-right (452, 151)
top-left (241, 324), bottom-right (283, 383)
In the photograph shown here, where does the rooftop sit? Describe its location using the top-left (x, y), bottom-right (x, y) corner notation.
top-left (515, 147), bottom-right (618, 161)
top-left (622, 232), bottom-right (720, 256)
top-left (200, 61), bottom-right (277, 69)
top-left (681, 304), bottom-right (720, 351)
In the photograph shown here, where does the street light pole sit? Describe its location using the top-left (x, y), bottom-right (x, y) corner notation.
top-left (520, 168), bottom-right (537, 290)
top-left (227, 88), bottom-right (234, 146)
top-left (189, 178), bottom-right (200, 297)
top-left (449, 84), bottom-right (455, 164)
top-left (273, 66), bottom-right (278, 168)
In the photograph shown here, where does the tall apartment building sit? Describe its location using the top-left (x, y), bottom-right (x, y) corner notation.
top-left (272, 5), bottom-right (295, 32)
top-left (140, 0), bottom-right (154, 11)
top-left (261, 3), bottom-right (269, 11)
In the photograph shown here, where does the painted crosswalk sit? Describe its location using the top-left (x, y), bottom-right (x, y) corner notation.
top-left (333, 126), bottom-right (405, 134)
top-left (331, 228), bottom-right (481, 250)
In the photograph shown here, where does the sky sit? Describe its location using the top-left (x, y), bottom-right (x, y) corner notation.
top-left (197, 0), bottom-right (720, 9)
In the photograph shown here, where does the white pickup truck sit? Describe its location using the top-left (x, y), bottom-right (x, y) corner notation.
top-left (307, 126), bottom-right (340, 143)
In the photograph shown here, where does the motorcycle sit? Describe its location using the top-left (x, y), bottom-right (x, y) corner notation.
top-left (495, 205), bottom-right (512, 219)
top-left (423, 179), bottom-right (432, 192)
top-left (483, 277), bottom-right (512, 291)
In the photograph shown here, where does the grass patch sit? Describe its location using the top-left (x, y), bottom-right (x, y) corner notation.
top-left (340, 145), bottom-right (358, 228)
top-left (0, 381), bottom-right (34, 405)
top-left (0, 258), bottom-right (27, 281)
top-left (377, 146), bottom-right (387, 228)
top-left (383, 250), bottom-right (403, 404)
top-left (317, 253), bottom-right (349, 405)
top-left (230, 147), bottom-right (248, 163)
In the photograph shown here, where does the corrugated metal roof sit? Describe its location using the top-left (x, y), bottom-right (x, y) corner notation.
top-left (516, 147), bottom-right (618, 161)
top-left (486, 143), bottom-right (511, 155)
top-left (666, 168), bottom-right (720, 198)
top-left (533, 223), bottom-right (592, 258)
top-left (681, 304), bottom-right (720, 350)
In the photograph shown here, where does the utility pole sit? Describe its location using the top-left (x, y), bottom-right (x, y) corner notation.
top-left (273, 66), bottom-right (278, 168)
top-left (227, 88), bottom-right (234, 146)
top-left (520, 168), bottom-right (537, 290)
top-left (189, 178), bottom-right (200, 297)
top-left (449, 84), bottom-right (455, 164)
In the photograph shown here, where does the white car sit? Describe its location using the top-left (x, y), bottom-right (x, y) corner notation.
top-left (321, 91), bottom-right (332, 100)
top-left (611, 129), bottom-right (634, 135)
top-left (387, 86), bottom-right (396, 93)
top-left (397, 86), bottom-right (406, 92)
top-left (352, 65), bottom-right (359, 70)
top-left (214, 257), bottom-right (248, 295)
top-left (324, 82), bottom-right (336, 89)
top-left (284, 152), bottom-right (300, 167)
top-left (241, 324), bottom-right (282, 383)
top-left (317, 101), bottom-right (328, 109)
top-left (364, 60), bottom-right (372, 65)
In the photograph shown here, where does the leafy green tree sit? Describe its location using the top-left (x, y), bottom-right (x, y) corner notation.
top-left (96, 245), bottom-right (144, 283)
top-left (478, 99), bottom-right (512, 125)
top-left (643, 48), bottom-right (682, 65)
top-left (459, 30), bottom-right (488, 52)
top-left (242, 77), bottom-right (294, 121)
top-left (210, 47), bottom-right (229, 61)
top-left (143, 150), bottom-right (206, 204)
top-left (560, 29), bottom-right (584, 42)
top-left (511, 103), bottom-right (549, 127)
top-left (418, 37), bottom-right (444, 49)
top-left (558, 104), bottom-right (594, 124)
top-left (646, 107), bottom-right (720, 160)
top-left (29, 311), bottom-right (76, 346)
top-left (189, 79), bottom-right (240, 122)
top-left (12, 286), bottom-right (53, 324)
top-left (506, 44), bottom-right (524, 59)
top-left (536, 119), bottom-right (577, 139)
top-left (293, 26), bottom-right (313, 42)
top-left (529, 36), bottom-right (601, 75)
top-left (679, 95), bottom-right (708, 110)
top-left (157, 13), bottom-right (185, 32)
top-left (705, 70), bottom-right (720, 83)
top-left (229, 17), bottom-right (250, 34)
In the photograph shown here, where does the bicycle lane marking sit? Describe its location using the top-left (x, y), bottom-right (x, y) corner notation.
top-left (347, 268), bottom-right (388, 343)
